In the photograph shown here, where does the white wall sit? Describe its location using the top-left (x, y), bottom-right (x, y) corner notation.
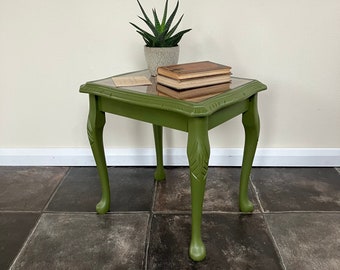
top-left (1, 1), bottom-right (339, 164)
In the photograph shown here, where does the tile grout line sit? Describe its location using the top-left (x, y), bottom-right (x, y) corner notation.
top-left (143, 179), bottom-right (160, 270)
top-left (259, 210), bottom-right (340, 214)
top-left (143, 211), bottom-right (153, 270)
top-left (250, 172), bottom-right (286, 269)
top-left (0, 210), bottom-right (41, 214)
top-left (250, 174), bottom-right (265, 213)
top-left (42, 167), bottom-right (72, 213)
top-left (263, 214), bottom-right (287, 270)
top-left (8, 213), bottom-right (43, 270)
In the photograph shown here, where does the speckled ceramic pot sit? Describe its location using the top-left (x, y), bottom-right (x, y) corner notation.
top-left (144, 46), bottom-right (180, 76)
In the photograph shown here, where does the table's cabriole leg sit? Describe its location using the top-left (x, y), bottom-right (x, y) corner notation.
top-left (239, 94), bottom-right (259, 212)
top-left (187, 117), bottom-right (210, 261)
top-left (87, 95), bottom-right (110, 214)
top-left (153, 124), bottom-right (165, 181)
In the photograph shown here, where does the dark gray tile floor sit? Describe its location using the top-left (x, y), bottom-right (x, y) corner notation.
top-left (0, 166), bottom-right (339, 270)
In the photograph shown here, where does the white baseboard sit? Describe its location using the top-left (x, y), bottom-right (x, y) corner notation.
top-left (0, 148), bottom-right (339, 167)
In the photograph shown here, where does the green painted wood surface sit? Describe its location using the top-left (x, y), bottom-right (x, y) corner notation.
top-left (80, 70), bottom-right (267, 261)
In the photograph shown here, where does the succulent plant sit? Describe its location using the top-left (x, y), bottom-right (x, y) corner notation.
top-left (130, 0), bottom-right (191, 47)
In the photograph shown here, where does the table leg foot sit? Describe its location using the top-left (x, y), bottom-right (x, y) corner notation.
top-left (239, 197), bottom-right (254, 213)
top-left (154, 168), bottom-right (166, 182)
top-left (189, 239), bottom-right (206, 261)
top-left (96, 198), bottom-right (110, 214)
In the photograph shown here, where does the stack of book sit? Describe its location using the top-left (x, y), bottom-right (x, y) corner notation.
top-left (156, 61), bottom-right (232, 101)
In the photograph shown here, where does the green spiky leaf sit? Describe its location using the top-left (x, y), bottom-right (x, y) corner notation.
top-left (130, 0), bottom-right (191, 47)
top-left (161, 0), bottom-right (169, 30)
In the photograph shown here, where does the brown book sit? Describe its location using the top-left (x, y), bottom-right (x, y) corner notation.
top-left (157, 61), bottom-right (231, 80)
top-left (157, 73), bottom-right (231, 90)
top-left (158, 91), bottom-right (222, 102)
top-left (156, 82), bottom-right (231, 100)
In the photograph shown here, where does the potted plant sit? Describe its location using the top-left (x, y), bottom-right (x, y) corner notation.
top-left (130, 0), bottom-right (191, 76)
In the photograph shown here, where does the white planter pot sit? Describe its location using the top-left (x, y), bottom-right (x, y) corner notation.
top-left (144, 46), bottom-right (180, 76)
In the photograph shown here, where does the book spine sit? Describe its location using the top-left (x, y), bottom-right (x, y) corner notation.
top-left (156, 83), bottom-right (231, 99)
top-left (157, 75), bottom-right (231, 90)
top-left (157, 69), bottom-right (231, 80)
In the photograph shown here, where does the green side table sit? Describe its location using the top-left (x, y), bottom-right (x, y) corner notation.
top-left (80, 70), bottom-right (267, 261)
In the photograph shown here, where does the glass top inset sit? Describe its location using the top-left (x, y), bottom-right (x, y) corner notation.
top-left (90, 70), bottom-right (253, 102)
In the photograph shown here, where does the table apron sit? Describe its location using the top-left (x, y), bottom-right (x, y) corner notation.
top-left (98, 96), bottom-right (251, 133)
top-left (208, 99), bottom-right (249, 130)
top-left (98, 96), bottom-right (189, 131)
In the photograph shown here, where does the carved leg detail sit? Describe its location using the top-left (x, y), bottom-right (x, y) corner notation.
top-left (187, 117), bottom-right (210, 261)
top-left (153, 124), bottom-right (165, 181)
top-left (239, 94), bottom-right (259, 212)
top-left (87, 95), bottom-right (110, 214)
